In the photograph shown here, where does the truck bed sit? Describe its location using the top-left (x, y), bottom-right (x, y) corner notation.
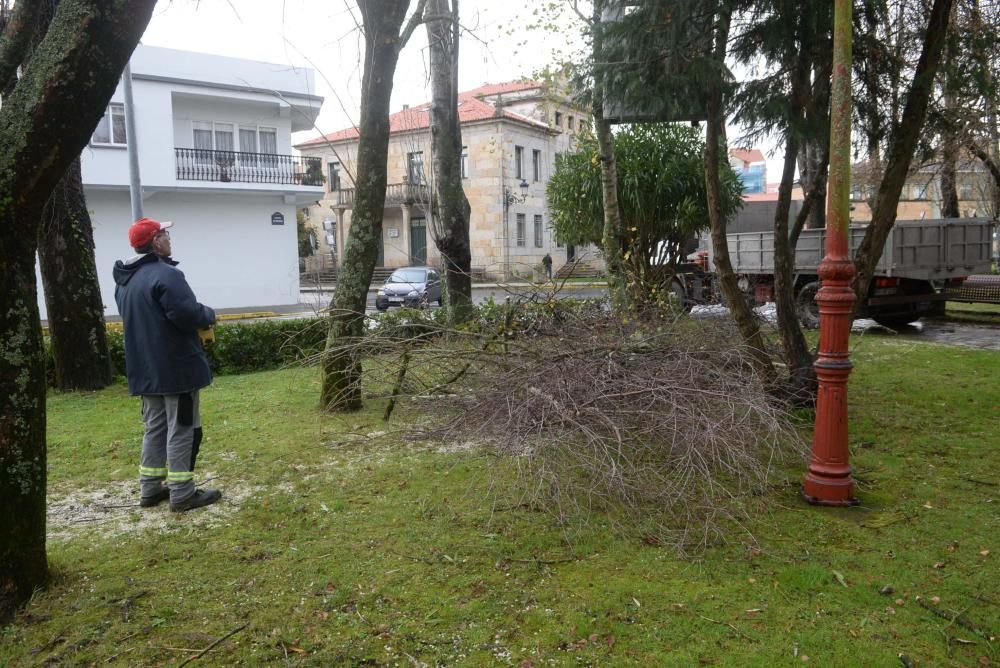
top-left (719, 218), bottom-right (994, 281)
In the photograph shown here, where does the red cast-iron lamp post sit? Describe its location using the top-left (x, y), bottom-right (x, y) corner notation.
top-left (803, 0), bottom-right (859, 506)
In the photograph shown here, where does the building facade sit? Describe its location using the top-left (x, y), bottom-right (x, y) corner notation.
top-left (295, 81), bottom-right (594, 280)
top-left (729, 147), bottom-right (767, 194)
top-left (37, 45), bottom-right (325, 320)
top-left (850, 160), bottom-right (996, 222)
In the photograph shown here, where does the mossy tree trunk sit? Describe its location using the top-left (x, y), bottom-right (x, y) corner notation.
top-left (39, 157), bottom-right (113, 391)
top-left (772, 12), bottom-right (819, 403)
top-left (0, 0), bottom-right (156, 622)
top-left (704, 6), bottom-right (776, 387)
top-left (425, 0), bottom-right (473, 324)
top-left (321, 0), bottom-right (426, 411)
top-left (591, 0), bottom-right (629, 313)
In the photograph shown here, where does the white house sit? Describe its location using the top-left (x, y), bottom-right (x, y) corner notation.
top-left (37, 45), bottom-right (325, 320)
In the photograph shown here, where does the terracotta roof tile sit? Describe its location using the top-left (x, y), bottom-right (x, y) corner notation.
top-left (297, 81), bottom-right (549, 147)
top-left (729, 147), bottom-right (765, 164)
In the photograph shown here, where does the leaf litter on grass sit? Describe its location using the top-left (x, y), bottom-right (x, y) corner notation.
top-left (46, 478), bottom-right (262, 542)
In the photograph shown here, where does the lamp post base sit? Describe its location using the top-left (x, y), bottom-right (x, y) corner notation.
top-left (803, 474), bottom-right (859, 506)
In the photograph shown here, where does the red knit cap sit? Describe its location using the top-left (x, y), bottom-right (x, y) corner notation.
top-left (128, 217), bottom-right (173, 249)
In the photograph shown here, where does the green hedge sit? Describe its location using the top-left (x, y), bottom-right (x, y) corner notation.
top-left (46, 317), bottom-right (328, 387)
top-left (44, 299), bottom-right (609, 388)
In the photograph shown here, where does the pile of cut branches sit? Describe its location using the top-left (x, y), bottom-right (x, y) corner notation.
top-left (341, 298), bottom-right (804, 551)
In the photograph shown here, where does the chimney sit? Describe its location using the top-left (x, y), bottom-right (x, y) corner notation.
top-left (402, 104), bottom-right (409, 110)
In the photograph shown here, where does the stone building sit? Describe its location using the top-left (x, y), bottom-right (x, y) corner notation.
top-left (849, 159), bottom-right (996, 222)
top-left (295, 80), bottom-right (594, 280)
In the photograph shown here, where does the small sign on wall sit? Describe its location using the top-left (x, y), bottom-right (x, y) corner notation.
top-left (388, 227), bottom-right (400, 238)
top-left (271, 212), bottom-right (285, 226)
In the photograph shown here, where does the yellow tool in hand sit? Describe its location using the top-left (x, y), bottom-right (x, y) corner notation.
top-left (197, 326), bottom-right (215, 345)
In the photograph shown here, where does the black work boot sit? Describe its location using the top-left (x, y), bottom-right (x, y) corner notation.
top-left (169, 488), bottom-right (222, 513)
top-left (140, 483), bottom-right (170, 508)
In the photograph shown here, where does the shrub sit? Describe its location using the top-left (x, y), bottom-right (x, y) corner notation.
top-left (208, 318), bottom-right (326, 375)
top-left (45, 317), bottom-right (328, 388)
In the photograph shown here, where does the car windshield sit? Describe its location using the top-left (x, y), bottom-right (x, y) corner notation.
top-left (388, 269), bottom-right (426, 283)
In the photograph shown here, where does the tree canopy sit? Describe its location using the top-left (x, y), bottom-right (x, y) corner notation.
top-left (547, 123), bottom-right (743, 279)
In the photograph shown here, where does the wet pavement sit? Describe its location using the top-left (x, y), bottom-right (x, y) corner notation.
top-left (868, 318), bottom-right (1000, 351)
top-left (691, 303), bottom-right (1000, 352)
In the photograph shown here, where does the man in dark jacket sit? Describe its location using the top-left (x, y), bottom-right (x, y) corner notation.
top-left (113, 217), bottom-right (222, 512)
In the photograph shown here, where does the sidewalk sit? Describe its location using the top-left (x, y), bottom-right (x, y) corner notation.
top-left (299, 279), bottom-right (608, 294)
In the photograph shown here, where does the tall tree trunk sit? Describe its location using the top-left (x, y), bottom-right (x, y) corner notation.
top-left (802, 54), bottom-right (832, 230)
top-left (704, 6), bottom-right (775, 385)
top-left (0, 0), bottom-right (157, 623)
top-left (321, 0), bottom-right (424, 411)
top-left (425, 0), bottom-right (472, 323)
top-left (939, 1), bottom-right (961, 219)
top-left (39, 159), bottom-right (113, 391)
top-left (0, 227), bottom-right (48, 622)
top-left (773, 16), bottom-right (818, 402)
top-left (852, 0), bottom-right (954, 311)
top-left (592, 0), bottom-right (629, 312)
top-left (32, 0), bottom-right (111, 392)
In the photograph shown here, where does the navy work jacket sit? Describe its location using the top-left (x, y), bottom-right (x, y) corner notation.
top-left (113, 254), bottom-right (216, 396)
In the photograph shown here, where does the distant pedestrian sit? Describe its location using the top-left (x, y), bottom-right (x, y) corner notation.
top-left (113, 217), bottom-right (222, 512)
top-left (542, 253), bottom-right (553, 279)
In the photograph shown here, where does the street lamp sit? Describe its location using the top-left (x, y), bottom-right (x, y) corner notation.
top-left (502, 179), bottom-right (530, 280)
top-left (504, 179), bottom-right (530, 209)
top-left (803, 0), bottom-right (858, 506)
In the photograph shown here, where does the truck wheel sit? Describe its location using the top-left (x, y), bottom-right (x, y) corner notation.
top-left (795, 282), bottom-right (821, 329)
top-left (669, 280), bottom-right (689, 311)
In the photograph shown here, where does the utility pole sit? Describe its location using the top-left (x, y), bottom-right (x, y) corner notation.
top-left (123, 61), bottom-right (143, 222)
top-left (804, 0), bottom-right (858, 506)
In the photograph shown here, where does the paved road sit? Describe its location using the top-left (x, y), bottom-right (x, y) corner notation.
top-left (296, 283), bottom-right (607, 314)
top-left (231, 285), bottom-right (998, 352)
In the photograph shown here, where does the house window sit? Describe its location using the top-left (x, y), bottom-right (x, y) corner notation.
top-left (912, 185), bottom-right (926, 200)
top-left (534, 214), bottom-right (543, 248)
top-left (514, 145), bottom-right (524, 180)
top-left (532, 149), bottom-right (541, 182)
top-left (258, 127), bottom-right (277, 154)
top-left (567, 116), bottom-right (575, 130)
top-left (516, 213), bottom-right (526, 247)
top-left (959, 184), bottom-right (973, 200)
top-left (92, 103), bottom-right (126, 145)
top-left (407, 151), bottom-right (425, 183)
top-left (554, 111), bottom-right (562, 127)
top-left (461, 145), bottom-right (469, 178)
top-left (214, 122), bottom-right (235, 153)
top-left (328, 162), bottom-right (341, 191)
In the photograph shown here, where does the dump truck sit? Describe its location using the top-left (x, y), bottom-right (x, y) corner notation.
top-left (700, 211), bottom-right (996, 327)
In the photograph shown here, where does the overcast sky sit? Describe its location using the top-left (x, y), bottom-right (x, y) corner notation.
top-left (141, 0), bottom-right (784, 177)
top-left (142, 1), bottom-right (584, 136)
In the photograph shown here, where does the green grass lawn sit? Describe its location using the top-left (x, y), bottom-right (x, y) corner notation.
top-left (2, 337), bottom-right (997, 666)
top-left (943, 301), bottom-right (1000, 325)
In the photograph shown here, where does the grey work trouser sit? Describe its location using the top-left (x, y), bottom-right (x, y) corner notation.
top-left (139, 392), bottom-right (202, 503)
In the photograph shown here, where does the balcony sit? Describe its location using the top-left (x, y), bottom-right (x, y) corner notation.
top-left (332, 181), bottom-right (432, 209)
top-left (175, 148), bottom-right (324, 187)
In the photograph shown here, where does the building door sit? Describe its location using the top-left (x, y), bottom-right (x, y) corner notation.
top-left (410, 217), bottom-right (427, 265)
top-left (567, 245), bottom-right (576, 263)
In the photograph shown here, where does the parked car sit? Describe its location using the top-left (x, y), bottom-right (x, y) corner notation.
top-left (375, 266), bottom-right (442, 311)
